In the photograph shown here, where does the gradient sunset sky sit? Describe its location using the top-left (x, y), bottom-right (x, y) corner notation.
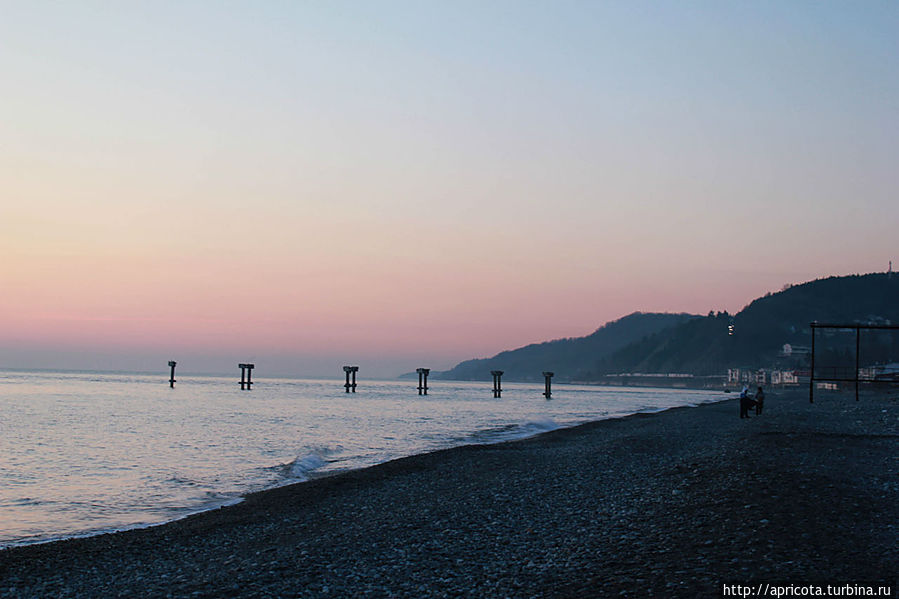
top-left (2, 2), bottom-right (897, 376)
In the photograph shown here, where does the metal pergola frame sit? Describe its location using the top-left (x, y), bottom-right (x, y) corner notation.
top-left (809, 322), bottom-right (899, 403)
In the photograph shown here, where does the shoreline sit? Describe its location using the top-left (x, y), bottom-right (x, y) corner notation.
top-left (0, 390), bottom-right (721, 552)
top-left (1, 389), bottom-right (896, 596)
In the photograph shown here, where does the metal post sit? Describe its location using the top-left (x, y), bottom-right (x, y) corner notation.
top-left (542, 371), bottom-right (554, 399)
top-left (809, 323), bottom-right (816, 403)
top-left (239, 363), bottom-right (247, 390)
top-left (245, 363), bottom-right (254, 390)
top-left (168, 361), bottom-right (177, 388)
top-left (352, 367), bottom-right (357, 393)
top-left (344, 366), bottom-right (352, 393)
top-left (855, 326), bottom-right (860, 401)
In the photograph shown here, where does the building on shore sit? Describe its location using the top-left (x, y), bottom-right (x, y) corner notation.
top-left (781, 343), bottom-right (811, 358)
top-left (728, 367), bottom-right (799, 387)
top-left (873, 363), bottom-right (899, 381)
top-left (769, 370), bottom-right (799, 385)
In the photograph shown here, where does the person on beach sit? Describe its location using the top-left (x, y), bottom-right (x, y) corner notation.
top-left (755, 386), bottom-right (765, 415)
top-left (739, 385), bottom-right (757, 419)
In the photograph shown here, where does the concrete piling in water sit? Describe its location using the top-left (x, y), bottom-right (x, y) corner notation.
top-left (491, 370), bottom-right (504, 398)
top-left (416, 368), bottom-right (430, 395)
top-left (542, 371), bottom-right (554, 399)
top-left (168, 361), bottom-right (177, 388)
top-left (239, 363), bottom-right (255, 390)
top-left (343, 366), bottom-right (358, 393)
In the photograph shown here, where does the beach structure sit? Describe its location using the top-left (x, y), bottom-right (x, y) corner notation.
top-left (343, 366), bottom-right (359, 393)
top-left (809, 322), bottom-right (899, 403)
top-left (239, 363), bottom-right (255, 390)
top-left (416, 368), bottom-right (430, 395)
top-left (490, 370), bottom-right (503, 398)
top-left (542, 371), bottom-right (554, 399)
top-left (168, 361), bottom-right (177, 388)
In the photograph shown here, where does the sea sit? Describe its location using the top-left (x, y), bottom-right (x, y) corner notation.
top-left (0, 370), bottom-right (720, 548)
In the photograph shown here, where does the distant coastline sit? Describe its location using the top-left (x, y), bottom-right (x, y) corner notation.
top-left (433, 272), bottom-right (898, 387)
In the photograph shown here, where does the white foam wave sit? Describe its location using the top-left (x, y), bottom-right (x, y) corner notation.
top-left (286, 452), bottom-right (328, 481)
top-left (516, 418), bottom-right (560, 437)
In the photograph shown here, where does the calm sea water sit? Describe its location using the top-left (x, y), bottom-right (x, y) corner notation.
top-left (0, 370), bottom-right (719, 548)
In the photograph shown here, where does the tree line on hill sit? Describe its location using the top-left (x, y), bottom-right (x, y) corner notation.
top-left (430, 273), bottom-right (899, 383)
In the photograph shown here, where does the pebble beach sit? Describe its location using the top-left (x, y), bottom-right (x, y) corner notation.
top-left (1, 389), bottom-right (896, 597)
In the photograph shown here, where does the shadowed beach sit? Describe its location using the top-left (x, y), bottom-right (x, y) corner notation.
top-left (1, 389), bottom-right (896, 597)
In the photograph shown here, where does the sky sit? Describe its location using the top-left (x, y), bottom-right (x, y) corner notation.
top-left (1, 1), bottom-right (897, 377)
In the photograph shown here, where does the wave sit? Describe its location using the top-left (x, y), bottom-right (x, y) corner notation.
top-left (264, 447), bottom-right (341, 483)
top-left (286, 453), bottom-right (328, 481)
top-left (463, 418), bottom-right (560, 445)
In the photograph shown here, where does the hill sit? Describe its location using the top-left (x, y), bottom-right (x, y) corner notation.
top-left (432, 312), bottom-right (696, 382)
top-left (587, 273), bottom-right (899, 377)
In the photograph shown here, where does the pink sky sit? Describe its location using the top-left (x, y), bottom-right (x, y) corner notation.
top-left (1, 3), bottom-right (896, 376)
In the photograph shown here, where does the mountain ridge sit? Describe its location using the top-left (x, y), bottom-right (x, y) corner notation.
top-left (588, 272), bottom-right (898, 378)
top-left (428, 272), bottom-right (898, 383)
top-left (430, 312), bottom-right (697, 382)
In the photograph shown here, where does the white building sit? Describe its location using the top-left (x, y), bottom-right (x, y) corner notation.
top-left (729, 368), bottom-right (798, 386)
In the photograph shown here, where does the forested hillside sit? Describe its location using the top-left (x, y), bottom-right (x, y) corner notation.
top-left (588, 273), bottom-right (899, 376)
top-left (433, 312), bottom-right (695, 382)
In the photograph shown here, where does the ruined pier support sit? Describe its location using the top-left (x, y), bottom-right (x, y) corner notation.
top-left (239, 363), bottom-right (255, 390)
top-left (343, 366), bottom-right (359, 393)
top-left (542, 371), bottom-right (554, 399)
top-left (416, 368), bottom-right (430, 395)
top-left (491, 370), bottom-right (504, 398)
top-left (168, 361), bottom-right (177, 388)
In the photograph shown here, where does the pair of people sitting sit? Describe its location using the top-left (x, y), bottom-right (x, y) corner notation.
top-left (739, 385), bottom-right (765, 418)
